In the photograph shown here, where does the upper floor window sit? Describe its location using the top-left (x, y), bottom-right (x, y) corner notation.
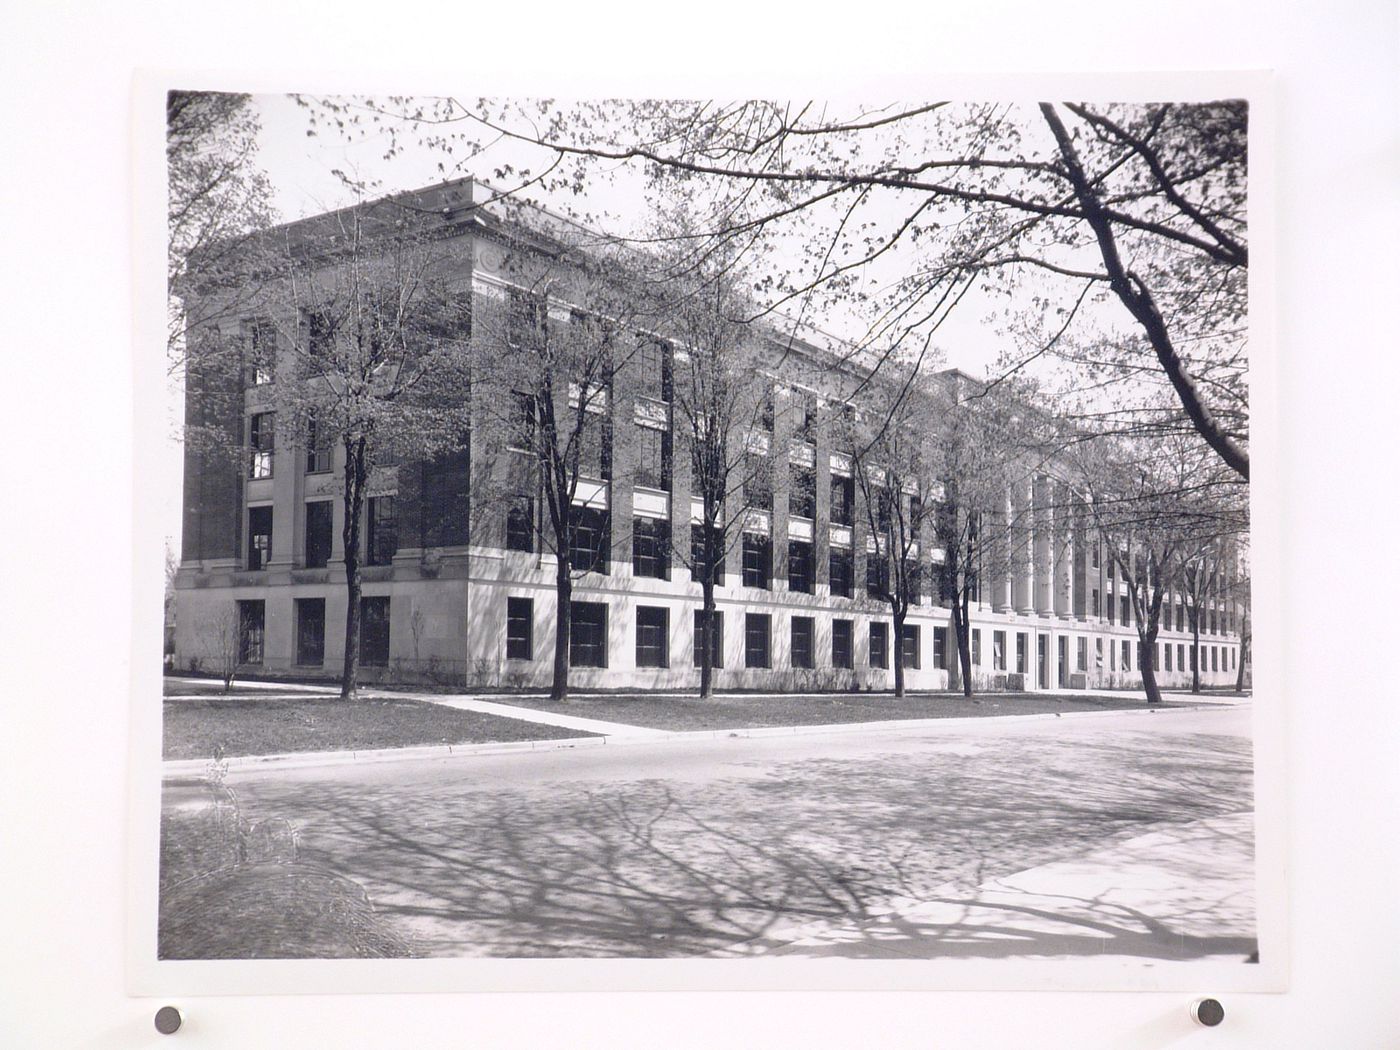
top-left (248, 412), bottom-right (274, 479)
top-left (506, 495), bottom-right (535, 553)
top-left (632, 517), bottom-right (670, 580)
top-left (367, 496), bottom-right (398, 566)
top-left (305, 414), bottom-right (331, 474)
top-left (507, 291), bottom-right (547, 351)
top-left (744, 453), bottom-right (771, 510)
top-left (795, 392), bottom-right (817, 445)
top-left (690, 524), bottom-right (725, 587)
top-left (829, 548), bottom-right (853, 598)
top-left (788, 541), bottom-right (814, 594)
top-left (570, 506), bottom-right (610, 575)
top-left (247, 320), bottom-right (276, 385)
top-left (789, 465), bottom-right (816, 519)
top-left (575, 412), bottom-right (609, 481)
top-left (635, 423), bottom-right (671, 491)
top-left (304, 500), bottom-right (333, 569)
top-left (247, 506), bottom-right (272, 571)
top-left (637, 341), bottom-right (672, 403)
top-left (742, 533), bottom-right (770, 589)
top-left (305, 309), bottom-right (334, 359)
top-left (830, 474), bottom-right (854, 526)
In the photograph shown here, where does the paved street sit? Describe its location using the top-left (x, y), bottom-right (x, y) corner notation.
top-left (219, 705), bottom-right (1255, 961)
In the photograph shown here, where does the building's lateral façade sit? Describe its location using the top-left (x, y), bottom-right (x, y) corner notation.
top-left (174, 178), bottom-right (1245, 692)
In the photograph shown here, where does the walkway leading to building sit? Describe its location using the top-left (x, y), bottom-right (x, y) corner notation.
top-left (406, 695), bottom-right (674, 740)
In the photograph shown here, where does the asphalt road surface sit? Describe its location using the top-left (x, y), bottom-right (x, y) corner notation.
top-left (218, 705), bottom-right (1254, 959)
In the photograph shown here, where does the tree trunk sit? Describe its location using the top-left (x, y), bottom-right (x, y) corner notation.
top-left (892, 607), bottom-right (906, 698)
top-left (698, 578), bottom-right (716, 699)
top-left (340, 436), bottom-right (368, 701)
top-left (1235, 632), bottom-right (1248, 693)
top-left (550, 557), bottom-right (572, 702)
top-left (1191, 618), bottom-right (1202, 694)
top-left (1139, 634), bottom-right (1162, 704)
top-left (952, 597), bottom-right (974, 698)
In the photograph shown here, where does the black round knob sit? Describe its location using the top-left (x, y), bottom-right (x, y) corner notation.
top-left (154, 1006), bottom-right (183, 1035)
top-left (1191, 997), bottom-right (1225, 1027)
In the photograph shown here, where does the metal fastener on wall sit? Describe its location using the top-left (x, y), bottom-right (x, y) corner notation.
top-left (1190, 997), bottom-right (1225, 1027)
top-left (154, 1006), bottom-right (183, 1035)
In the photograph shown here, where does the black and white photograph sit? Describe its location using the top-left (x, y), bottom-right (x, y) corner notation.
top-left (156, 91), bottom-right (1263, 981)
top-left (6, 1), bottom-right (1400, 1046)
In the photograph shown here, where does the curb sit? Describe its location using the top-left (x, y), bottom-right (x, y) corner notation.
top-left (160, 702), bottom-right (1225, 778)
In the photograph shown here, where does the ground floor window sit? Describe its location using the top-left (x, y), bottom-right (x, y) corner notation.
top-left (1165, 643), bottom-right (1174, 671)
top-left (1212, 646), bottom-right (1219, 672)
top-left (790, 616), bottom-right (815, 669)
top-left (933, 626), bottom-right (947, 669)
top-left (1121, 639), bottom-right (1132, 672)
top-left (1153, 642), bottom-right (1161, 672)
top-left (1095, 637), bottom-right (1104, 668)
top-left (238, 600), bottom-right (265, 664)
top-left (506, 597), bottom-right (533, 661)
top-left (1017, 633), bottom-right (1028, 674)
top-left (359, 597), bottom-right (390, 666)
top-left (869, 622), bottom-right (889, 669)
top-left (832, 619), bottom-right (853, 669)
top-left (570, 601), bottom-right (608, 667)
top-left (1179, 643), bottom-right (1186, 670)
top-left (970, 628), bottom-right (981, 667)
top-left (901, 624), bottom-right (920, 670)
top-left (745, 613), bottom-right (771, 668)
top-left (635, 606), bottom-right (669, 668)
top-left (995, 630), bottom-right (1008, 672)
top-left (1077, 636), bottom-right (1087, 672)
top-left (693, 609), bottom-right (723, 668)
top-left (295, 598), bottom-right (324, 666)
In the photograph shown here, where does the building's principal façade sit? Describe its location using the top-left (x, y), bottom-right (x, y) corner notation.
top-left (173, 177), bottom-right (1245, 693)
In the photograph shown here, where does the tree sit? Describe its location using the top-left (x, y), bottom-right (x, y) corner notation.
top-left (843, 369), bottom-right (942, 698)
top-left (167, 91), bottom-right (274, 367)
top-left (661, 250), bottom-right (775, 698)
top-left (186, 194), bottom-right (474, 700)
top-left (928, 376), bottom-right (1033, 697)
top-left (306, 96), bottom-right (1248, 480)
top-left (470, 238), bottom-right (651, 701)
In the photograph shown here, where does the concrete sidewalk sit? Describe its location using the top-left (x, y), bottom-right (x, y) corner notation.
top-left (720, 811), bottom-right (1256, 964)
top-left (408, 696), bottom-right (673, 740)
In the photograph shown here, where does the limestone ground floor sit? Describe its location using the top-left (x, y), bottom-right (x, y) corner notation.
top-left (174, 547), bottom-right (1245, 692)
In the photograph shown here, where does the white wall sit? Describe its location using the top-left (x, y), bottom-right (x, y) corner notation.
top-left (3, 2), bottom-right (1398, 1048)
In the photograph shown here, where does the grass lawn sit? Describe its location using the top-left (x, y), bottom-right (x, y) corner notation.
top-left (484, 691), bottom-right (1198, 733)
top-left (163, 696), bottom-right (598, 760)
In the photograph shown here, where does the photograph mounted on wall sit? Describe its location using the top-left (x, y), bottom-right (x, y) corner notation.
top-left (156, 90), bottom-right (1259, 982)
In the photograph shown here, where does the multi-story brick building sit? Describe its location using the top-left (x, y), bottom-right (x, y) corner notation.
top-left (173, 177), bottom-right (1245, 692)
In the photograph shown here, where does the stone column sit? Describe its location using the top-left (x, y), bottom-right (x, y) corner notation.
top-left (1012, 476), bottom-right (1034, 614)
top-left (1033, 474), bottom-right (1051, 614)
top-left (1053, 480), bottom-right (1072, 617)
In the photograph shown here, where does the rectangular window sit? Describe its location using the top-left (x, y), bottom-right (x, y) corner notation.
top-left (304, 500), bottom-right (333, 569)
top-left (869, 622), bottom-right (889, 668)
top-left (690, 524), bottom-right (725, 586)
top-left (367, 495), bottom-right (397, 566)
top-left (576, 412), bottom-right (609, 481)
top-left (506, 597), bottom-right (533, 661)
top-left (1091, 542), bottom-right (1100, 569)
top-left (635, 424), bottom-right (671, 491)
top-left (237, 600), bottom-right (265, 664)
top-left (570, 601), bottom-right (608, 668)
top-left (249, 412), bottom-right (274, 479)
top-left (305, 414), bottom-right (331, 474)
top-left (744, 453), bottom-right (771, 509)
top-left (1096, 637), bottom-right (1104, 669)
top-left (1154, 642), bottom-right (1162, 672)
top-left (635, 606), bottom-right (669, 668)
top-left (1212, 646), bottom-right (1219, 671)
top-left (796, 392), bottom-right (818, 445)
top-left (830, 474), bottom-right (854, 525)
top-left (1166, 643), bottom-right (1174, 671)
top-left (1177, 603), bottom-right (1185, 632)
top-left (247, 505), bottom-right (273, 571)
top-left (1077, 637), bottom-right (1087, 672)
top-left (638, 341), bottom-right (671, 402)
top-left (1017, 633), bottom-right (1028, 674)
top-left (933, 626), bottom-right (947, 669)
top-left (971, 628), bottom-right (981, 667)
top-left (866, 553), bottom-right (889, 598)
top-left (790, 616), bottom-right (815, 669)
top-left (832, 619), bottom-right (853, 669)
top-left (995, 630), bottom-right (1008, 672)
top-left (789, 465), bottom-right (816, 519)
top-left (1092, 588), bottom-right (1100, 618)
top-left (744, 613), bottom-right (771, 668)
top-left (247, 319), bottom-right (276, 385)
top-left (693, 609), bottom-right (723, 668)
top-left (829, 548), bottom-right (852, 598)
top-left (295, 598), bottom-right (324, 666)
top-left (570, 506), bottom-right (609, 574)
top-left (360, 596), bottom-right (390, 667)
top-left (306, 308), bottom-right (334, 357)
top-left (632, 517), bottom-right (671, 580)
top-left (788, 540), bottom-right (814, 593)
top-left (1121, 639), bottom-right (1132, 672)
top-left (903, 560), bottom-right (922, 606)
top-left (900, 624), bottom-right (921, 670)
top-left (742, 533), bottom-right (770, 589)
top-left (1179, 643), bottom-right (1186, 670)
top-left (1121, 595), bottom-right (1131, 625)
top-left (509, 391), bottom-right (536, 452)
top-left (1107, 592), bottom-right (1115, 624)
top-left (506, 496), bottom-right (535, 553)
